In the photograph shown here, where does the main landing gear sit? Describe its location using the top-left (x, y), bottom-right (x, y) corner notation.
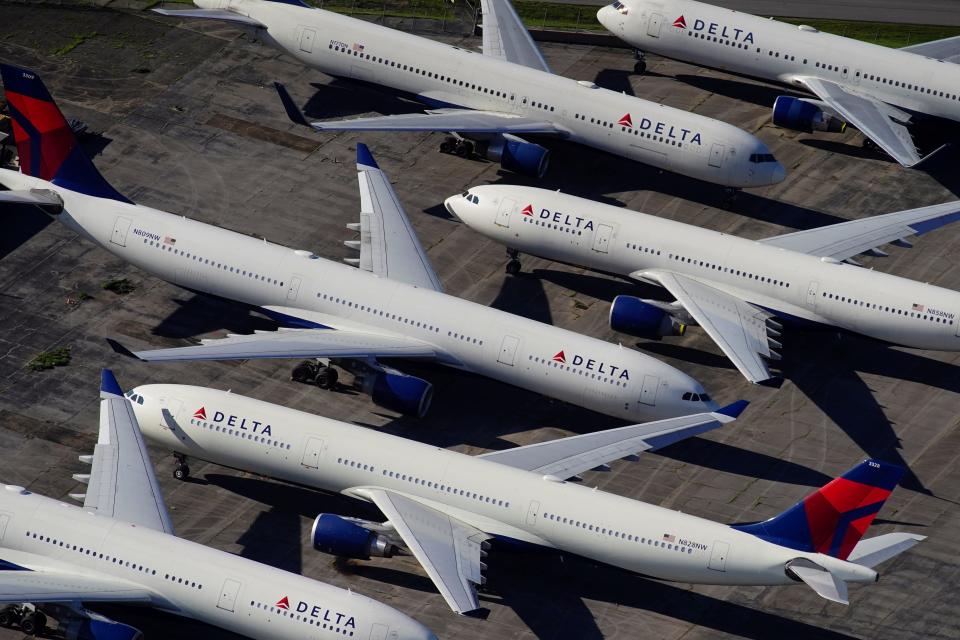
top-left (292, 358), bottom-right (339, 390)
top-left (505, 248), bottom-right (522, 275)
top-left (633, 49), bottom-right (647, 74)
top-left (173, 453), bottom-right (190, 481)
top-left (861, 137), bottom-right (879, 152)
top-left (439, 135), bottom-right (475, 158)
top-left (722, 187), bottom-right (740, 210)
top-left (0, 605), bottom-right (47, 636)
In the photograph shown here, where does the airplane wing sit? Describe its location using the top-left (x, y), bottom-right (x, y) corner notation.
top-left (901, 35), bottom-right (960, 63)
top-left (151, 8), bottom-right (266, 28)
top-left (0, 189), bottom-right (63, 213)
top-left (81, 371), bottom-right (174, 534)
top-left (107, 327), bottom-right (445, 363)
top-left (800, 77), bottom-right (940, 168)
top-left (0, 551), bottom-right (154, 604)
top-left (353, 144), bottom-right (443, 291)
top-left (274, 84), bottom-right (563, 134)
top-left (479, 400), bottom-right (747, 479)
top-left (361, 489), bottom-right (489, 615)
top-left (759, 200), bottom-right (960, 262)
top-left (648, 271), bottom-right (780, 384)
top-left (480, 0), bottom-right (551, 73)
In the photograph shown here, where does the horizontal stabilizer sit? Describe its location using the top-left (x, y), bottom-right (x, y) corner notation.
top-left (152, 8), bottom-right (265, 28)
top-left (0, 189), bottom-right (63, 213)
top-left (786, 558), bottom-right (849, 605)
top-left (847, 532), bottom-right (926, 568)
top-left (274, 82), bottom-right (310, 127)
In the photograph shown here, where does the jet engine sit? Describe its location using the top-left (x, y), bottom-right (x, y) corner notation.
top-left (609, 295), bottom-right (686, 340)
top-left (345, 361), bottom-right (433, 418)
top-left (312, 514), bottom-right (398, 559)
top-left (772, 96), bottom-right (846, 133)
top-left (485, 134), bottom-right (550, 178)
top-left (55, 606), bottom-right (143, 640)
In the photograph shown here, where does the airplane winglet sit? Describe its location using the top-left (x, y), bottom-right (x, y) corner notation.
top-left (356, 143), bottom-right (379, 169)
top-left (100, 369), bottom-right (124, 398)
top-left (715, 399), bottom-right (749, 419)
top-left (274, 82), bottom-right (310, 127)
top-left (106, 339), bottom-right (143, 361)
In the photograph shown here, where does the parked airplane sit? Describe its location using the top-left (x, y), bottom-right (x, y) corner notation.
top-left (597, 0), bottom-right (960, 167)
top-left (152, 0), bottom-right (785, 191)
top-left (444, 185), bottom-right (960, 384)
top-left (129, 383), bottom-right (924, 615)
top-left (0, 63), bottom-right (714, 421)
top-left (0, 370), bottom-right (434, 640)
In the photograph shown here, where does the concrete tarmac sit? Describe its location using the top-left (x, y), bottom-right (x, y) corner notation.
top-left (0, 5), bottom-right (958, 640)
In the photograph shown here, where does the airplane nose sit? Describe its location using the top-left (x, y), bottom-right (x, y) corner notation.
top-left (443, 195), bottom-right (461, 221)
top-left (596, 6), bottom-right (614, 29)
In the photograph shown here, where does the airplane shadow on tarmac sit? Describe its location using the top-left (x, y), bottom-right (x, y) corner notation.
top-left (207, 474), bottom-right (863, 640)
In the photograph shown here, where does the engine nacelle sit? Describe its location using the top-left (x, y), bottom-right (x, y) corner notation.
top-left (311, 514), bottom-right (396, 559)
top-left (609, 295), bottom-right (686, 340)
top-left (485, 133), bottom-right (550, 178)
top-left (367, 371), bottom-right (433, 418)
top-left (60, 609), bottom-right (143, 640)
top-left (772, 96), bottom-right (845, 133)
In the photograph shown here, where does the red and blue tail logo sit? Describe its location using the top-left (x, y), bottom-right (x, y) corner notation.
top-left (0, 64), bottom-right (129, 203)
top-left (733, 459), bottom-right (904, 560)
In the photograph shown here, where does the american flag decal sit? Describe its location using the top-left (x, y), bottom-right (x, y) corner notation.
top-left (163, 236), bottom-right (176, 246)
top-left (912, 303), bottom-right (925, 312)
top-left (352, 43), bottom-right (365, 52)
top-left (662, 533), bottom-right (676, 543)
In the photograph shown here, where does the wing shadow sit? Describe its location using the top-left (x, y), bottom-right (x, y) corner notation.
top-left (151, 294), bottom-right (278, 339)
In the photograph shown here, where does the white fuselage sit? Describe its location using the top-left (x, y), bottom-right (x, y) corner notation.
top-left (0, 485), bottom-right (432, 640)
top-left (599, 0), bottom-right (960, 124)
top-left (131, 385), bottom-right (878, 591)
top-left (448, 185), bottom-right (960, 350)
top-left (0, 168), bottom-right (713, 421)
top-left (208, 0), bottom-right (783, 187)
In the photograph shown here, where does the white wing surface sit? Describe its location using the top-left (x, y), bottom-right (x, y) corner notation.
top-left (152, 8), bottom-right (265, 28)
top-left (479, 401), bottom-right (747, 479)
top-left (760, 200), bottom-right (960, 261)
top-left (801, 77), bottom-right (941, 167)
top-left (304, 109), bottom-right (561, 134)
top-left (901, 35), bottom-right (960, 63)
top-left (82, 371), bottom-right (173, 534)
top-left (354, 144), bottom-right (442, 291)
top-left (361, 489), bottom-right (489, 615)
top-left (480, 0), bottom-right (551, 72)
top-left (651, 272), bottom-right (778, 384)
top-left (107, 327), bottom-right (444, 363)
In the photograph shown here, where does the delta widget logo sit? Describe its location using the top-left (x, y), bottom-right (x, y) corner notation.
top-left (276, 596), bottom-right (290, 610)
top-left (193, 406), bottom-right (207, 420)
top-left (673, 15), bottom-right (687, 28)
top-left (618, 113), bottom-right (633, 127)
top-left (521, 204), bottom-right (534, 216)
top-left (552, 350), bottom-right (566, 363)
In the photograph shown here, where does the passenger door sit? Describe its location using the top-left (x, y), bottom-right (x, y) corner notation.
top-left (299, 27), bottom-right (316, 53)
top-left (301, 436), bottom-right (325, 469)
top-left (806, 280), bottom-right (819, 311)
top-left (639, 375), bottom-right (659, 406)
top-left (525, 500), bottom-right (540, 526)
top-left (216, 578), bottom-right (242, 612)
top-left (496, 198), bottom-right (516, 228)
top-left (647, 13), bottom-right (663, 37)
top-left (591, 224), bottom-right (613, 253)
top-left (708, 143), bottom-right (725, 168)
top-left (110, 216), bottom-right (131, 247)
top-left (708, 541), bottom-right (729, 571)
top-left (497, 335), bottom-right (520, 365)
top-left (287, 275), bottom-right (302, 302)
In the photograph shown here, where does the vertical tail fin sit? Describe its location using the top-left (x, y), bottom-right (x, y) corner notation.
top-left (0, 64), bottom-right (130, 203)
top-left (733, 459), bottom-right (905, 560)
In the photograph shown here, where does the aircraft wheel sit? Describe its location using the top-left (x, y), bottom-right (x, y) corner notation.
top-left (506, 259), bottom-right (521, 275)
top-left (634, 60), bottom-right (647, 74)
top-left (0, 606), bottom-right (20, 628)
top-left (439, 138), bottom-right (455, 153)
top-left (455, 140), bottom-right (473, 158)
top-left (20, 611), bottom-right (45, 636)
top-left (315, 366), bottom-right (339, 390)
top-left (173, 464), bottom-right (190, 481)
top-left (861, 137), bottom-right (878, 151)
top-left (291, 361), bottom-right (317, 383)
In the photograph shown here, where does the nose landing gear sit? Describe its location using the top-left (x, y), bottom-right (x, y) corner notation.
top-left (173, 453), bottom-right (190, 481)
top-left (505, 248), bottom-right (522, 275)
top-left (633, 49), bottom-right (647, 74)
top-left (721, 187), bottom-right (740, 210)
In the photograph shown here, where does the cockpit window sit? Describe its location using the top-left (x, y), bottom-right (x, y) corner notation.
top-left (682, 392), bottom-right (693, 401)
top-left (749, 153), bottom-right (777, 163)
top-left (611, 1), bottom-right (628, 13)
top-left (461, 191), bottom-right (469, 197)
top-left (682, 392), bottom-right (710, 402)
top-left (699, 393), bottom-right (711, 402)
